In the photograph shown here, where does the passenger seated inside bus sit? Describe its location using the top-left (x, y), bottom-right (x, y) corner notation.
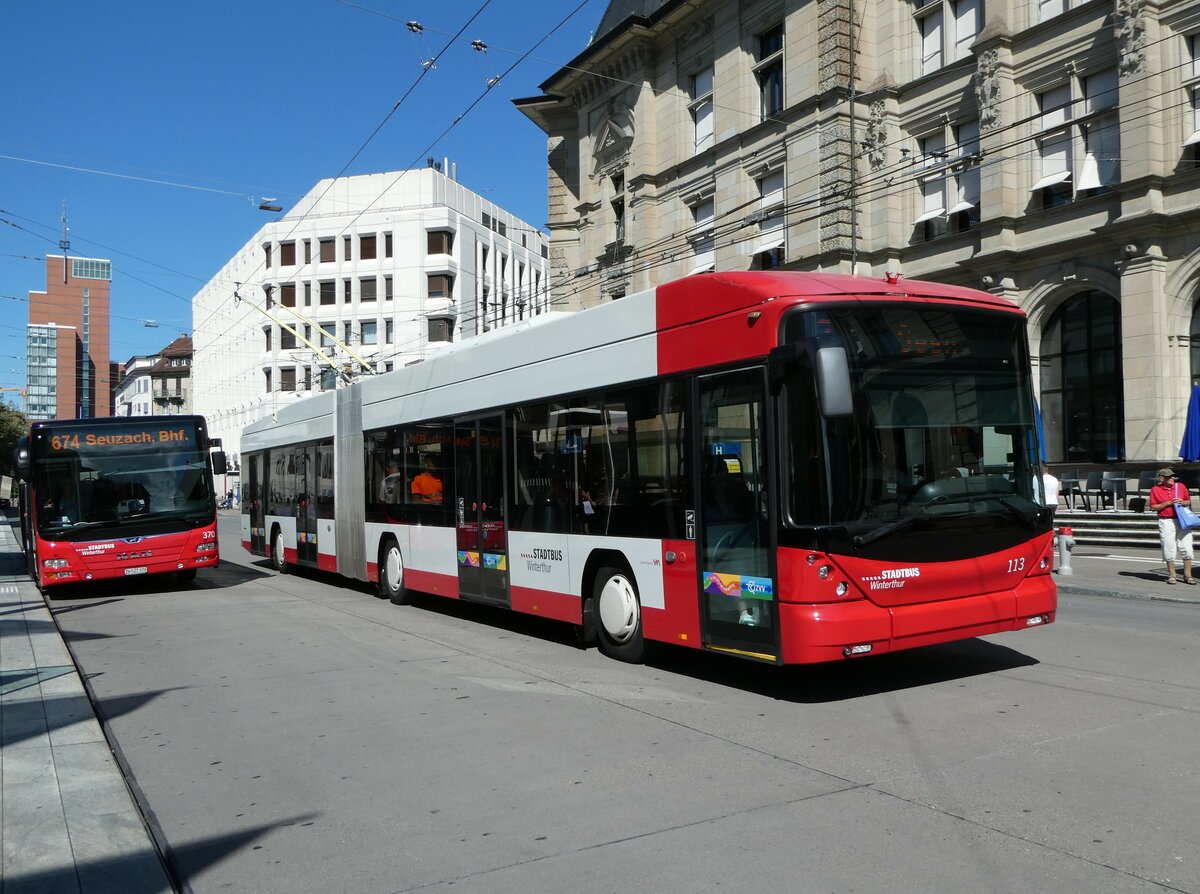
top-left (44, 476), bottom-right (80, 524)
top-left (379, 463), bottom-right (403, 504)
top-left (410, 456), bottom-right (443, 504)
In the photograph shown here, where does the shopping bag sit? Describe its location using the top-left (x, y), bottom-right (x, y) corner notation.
top-left (1176, 503), bottom-right (1200, 531)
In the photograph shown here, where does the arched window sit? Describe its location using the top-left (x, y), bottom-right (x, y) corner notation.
top-left (1040, 290), bottom-right (1124, 463)
top-left (1190, 302), bottom-right (1200, 385)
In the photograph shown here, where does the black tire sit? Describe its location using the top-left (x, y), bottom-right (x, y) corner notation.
top-left (271, 527), bottom-right (288, 574)
top-left (177, 568), bottom-right (198, 582)
top-left (379, 540), bottom-right (413, 604)
top-left (592, 566), bottom-right (645, 663)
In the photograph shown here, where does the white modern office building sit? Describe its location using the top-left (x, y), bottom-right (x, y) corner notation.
top-left (192, 164), bottom-right (550, 457)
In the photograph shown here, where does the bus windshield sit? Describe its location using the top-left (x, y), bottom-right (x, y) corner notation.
top-left (782, 304), bottom-right (1046, 561)
top-left (32, 421), bottom-right (215, 540)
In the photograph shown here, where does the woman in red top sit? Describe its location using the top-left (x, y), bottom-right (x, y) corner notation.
top-left (1149, 468), bottom-right (1195, 585)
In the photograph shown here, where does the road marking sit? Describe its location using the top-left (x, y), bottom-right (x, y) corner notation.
top-left (1075, 555), bottom-right (1160, 564)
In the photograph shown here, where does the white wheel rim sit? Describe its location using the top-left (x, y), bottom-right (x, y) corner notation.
top-left (597, 575), bottom-right (639, 643)
top-left (275, 532), bottom-right (284, 564)
top-left (385, 548), bottom-right (403, 592)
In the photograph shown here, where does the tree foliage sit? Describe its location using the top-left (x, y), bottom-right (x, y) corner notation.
top-left (0, 401), bottom-right (28, 477)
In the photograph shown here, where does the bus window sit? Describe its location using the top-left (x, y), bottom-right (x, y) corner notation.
top-left (603, 380), bottom-right (689, 539)
top-left (404, 422), bottom-right (451, 524)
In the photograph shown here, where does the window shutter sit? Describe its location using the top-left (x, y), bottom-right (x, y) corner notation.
top-left (1085, 68), bottom-right (1118, 115)
top-left (1040, 84), bottom-right (1072, 129)
top-left (921, 9), bottom-right (943, 74)
top-left (954, 0), bottom-right (979, 59)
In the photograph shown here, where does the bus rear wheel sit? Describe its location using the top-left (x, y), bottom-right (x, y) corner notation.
top-left (271, 528), bottom-right (288, 574)
top-left (379, 540), bottom-right (412, 604)
top-left (593, 566), bottom-right (645, 663)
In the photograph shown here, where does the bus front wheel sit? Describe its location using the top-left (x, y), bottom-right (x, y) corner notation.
top-left (593, 566), bottom-right (645, 663)
top-left (271, 528), bottom-right (288, 574)
top-left (379, 540), bottom-right (412, 604)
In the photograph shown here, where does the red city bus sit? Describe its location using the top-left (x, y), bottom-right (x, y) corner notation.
top-left (242, 272), bottom-right (1056, 665)
top-left (17, 415), bottom-right (225, 590)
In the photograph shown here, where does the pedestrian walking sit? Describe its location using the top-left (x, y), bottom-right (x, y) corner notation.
top-left (1149, 468), bottom-right (1195, 585)
top-left (1041, 464), bottom-right (1059, 517)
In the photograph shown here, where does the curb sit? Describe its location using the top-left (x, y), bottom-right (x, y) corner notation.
top-left (1055, 580), bottom-right (1200, 605)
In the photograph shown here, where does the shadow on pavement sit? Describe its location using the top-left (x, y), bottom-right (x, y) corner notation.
top-left (205, 560), bottom-right (275, 585)
top-left (1117, 569), bottom-right (1169, 583)
top-left (94, 689), bottom-right (191, 723)
top-left (0, 689), bottom-right (171, 748)
top-left (48, 597), bottom-right (127, 615)
top-left (0, 617), bottom-right (66, 638)
top-left (378, 589), bottom-right (1039, 703)
top-left (645, 636), bottom-right (1040, 703)
top-left (166, 813), bottom-right (320, 886)
top-left (2, 813), bottom-right (320, 894)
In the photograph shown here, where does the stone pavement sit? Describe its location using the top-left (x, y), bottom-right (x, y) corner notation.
top-left (1052, 534), bottom-right (1200, 604)
top-left (0, 515), bottom-right (173, 894)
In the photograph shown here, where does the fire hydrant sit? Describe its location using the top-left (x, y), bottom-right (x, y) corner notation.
top-left (1056, 526), bottom-right (1075, 576)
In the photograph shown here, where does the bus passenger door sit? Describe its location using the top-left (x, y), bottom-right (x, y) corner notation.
top-left (249, 453), bottom-right (266, 554)
top-left (295, 446), bottom-right (318, 565)
top-left (455, 416), bottom-right (509, 606)
top-left (696, 369), bottom-right (776, 658)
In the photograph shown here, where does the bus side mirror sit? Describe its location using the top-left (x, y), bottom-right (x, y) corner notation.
top-left (13, 437), bottom-right (29, 481)
top-left (767, 343), bottom-right (805, 393)
top-left (212, 452), bottom-right (228, 476)
top-left (768, 343), bottom-right (853, 417)
top-left (815, 346), bottom-right (853, 417)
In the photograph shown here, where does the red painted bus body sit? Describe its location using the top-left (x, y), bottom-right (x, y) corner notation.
top-left (242, 272), bottom-right (1055, 665)
top-left (17, 416), bottom-right (222, 590)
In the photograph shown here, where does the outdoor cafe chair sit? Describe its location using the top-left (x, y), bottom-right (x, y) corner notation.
top-left (1101, 471), bottom-right (1127, 511)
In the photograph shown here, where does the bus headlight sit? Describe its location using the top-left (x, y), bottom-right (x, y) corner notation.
top-left (42, 558), bottom-right (69, 569)
top-left (195, 542), bottom-right (217, 553)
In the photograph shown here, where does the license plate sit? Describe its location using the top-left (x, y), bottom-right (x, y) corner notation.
top-left (124, 566), bottom-right (148, 576)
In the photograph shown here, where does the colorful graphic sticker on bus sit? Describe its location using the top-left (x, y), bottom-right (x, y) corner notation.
top-left (703, 572), bottom-right (774, 601)
top-left (739, 575), bottom-right (773, 601)
top-left (457, 551), bottom-right (481, 568)
top-left (482, 553), bottom-right (507, 571)
top-left (703, 572), bottom-right (740, 598)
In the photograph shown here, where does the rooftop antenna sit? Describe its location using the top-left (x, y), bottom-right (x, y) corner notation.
top-left (59, 200), bottom-right (70, 283)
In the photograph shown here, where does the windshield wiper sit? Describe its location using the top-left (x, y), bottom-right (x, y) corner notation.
top-left (43, 520), bottom-right (106, 534)
top-left (854, 511), bottom-right (955, 548)
top-left (998, 496), bottom-right (1040, 530)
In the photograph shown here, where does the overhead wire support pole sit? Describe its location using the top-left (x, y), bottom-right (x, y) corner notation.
top-left (848, 0), bottom-right (858, 275)
top-left (272, 299), bottom-right (378, 377)
top-left (233, 286), bottom-right (359, 386)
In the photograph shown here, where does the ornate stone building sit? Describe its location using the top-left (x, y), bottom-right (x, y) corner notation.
top-left (516, 0), bottom-right (1200, 469)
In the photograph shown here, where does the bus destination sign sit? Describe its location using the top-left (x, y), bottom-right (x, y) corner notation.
top-left (47, 426), bottom-right (196, 452)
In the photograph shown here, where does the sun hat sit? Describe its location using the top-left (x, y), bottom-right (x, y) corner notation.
top-left (1159, 468), bottom-right (1176, 478)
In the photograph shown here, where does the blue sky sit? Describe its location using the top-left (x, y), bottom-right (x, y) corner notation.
top-left (0, 0), bottom-right (605, 394)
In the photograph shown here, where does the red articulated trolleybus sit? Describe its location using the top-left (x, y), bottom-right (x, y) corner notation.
top-left (242, 271), bottom-right (1056, 665)
top-left (16, 415), bottom-right (226, 590)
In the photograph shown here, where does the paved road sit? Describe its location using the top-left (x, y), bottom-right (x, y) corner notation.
top-left (46, 515), bottom-right (1200, 893)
